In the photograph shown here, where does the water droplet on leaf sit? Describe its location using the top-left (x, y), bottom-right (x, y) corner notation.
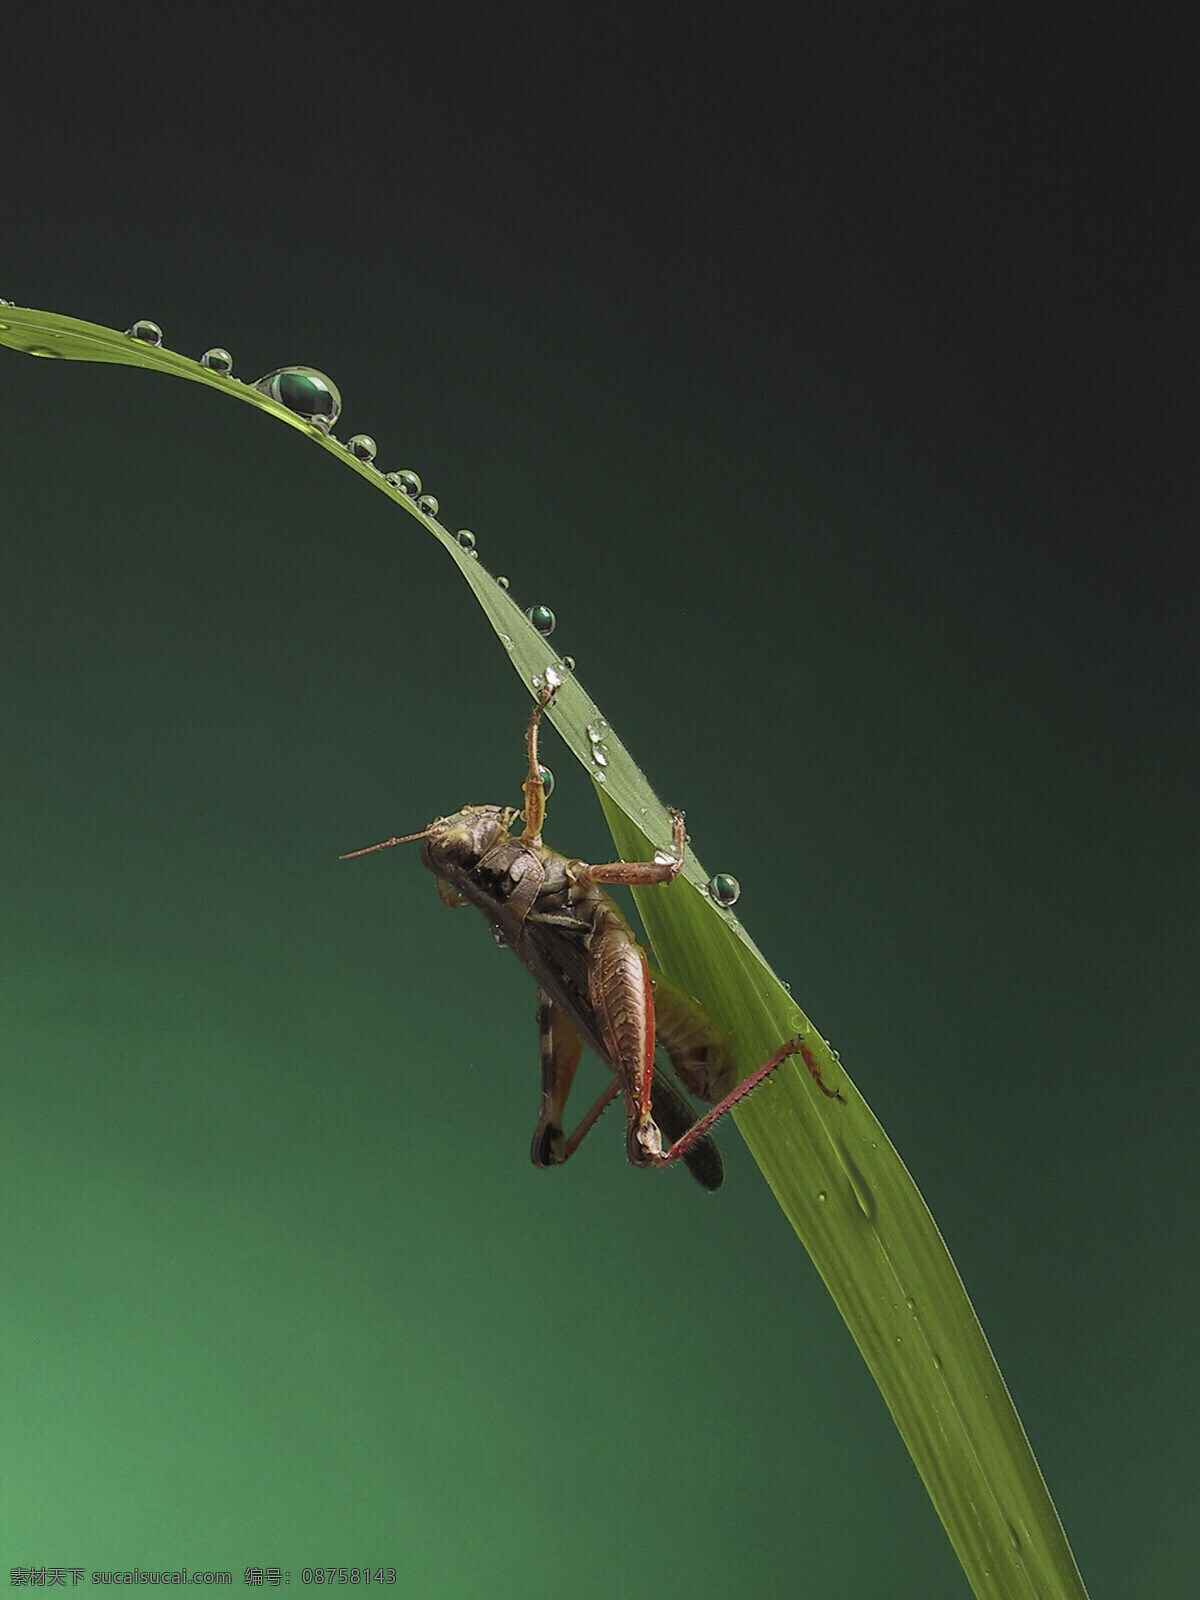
top-left (200, 348), bottom-right (233, 375)
top-left (347, 434), bottom-right (377, 463)
top-left (455, 529), bottom-right (476, 552)
top-left (252, 367), bottom-right (342, 432)
top-left (526, 605), bottom-right (555, 636)
top-left (417, 494), bottom-right (439, 516)
top-left (496, 576), bottom-right (510, 590)
top-left (538, 765), bottom-right (554, 797)
top-left (706, 873), bottom-right (741, 907)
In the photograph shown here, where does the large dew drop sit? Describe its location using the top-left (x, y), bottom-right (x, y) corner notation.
top-left (126, 320), bottom-right (163, 345)
top-left (706, 873), bottom-right (741, 908)
top-left (252, 367), bottom-right (342, 432)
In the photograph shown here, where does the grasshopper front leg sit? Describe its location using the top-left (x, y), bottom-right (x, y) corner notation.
top-left (518, 684), bottom-right (687, 873)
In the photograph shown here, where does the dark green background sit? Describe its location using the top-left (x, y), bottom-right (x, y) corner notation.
top-left (2, 6), bottom-right (1195, 1595)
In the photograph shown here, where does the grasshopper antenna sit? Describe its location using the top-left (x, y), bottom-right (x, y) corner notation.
top-left (340, 827), bottom-right (433, 860)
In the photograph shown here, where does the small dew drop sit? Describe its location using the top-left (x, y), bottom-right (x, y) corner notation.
top-left (932, 1353), bottom-right (943, 1370)
top-left (905, 1296), bottom-right (915, 1310)
top-left (393, 470), bottom-right (421, 496)
top-left (126, 320), bottom-right (163, 345)
top-left (532, 675), bottom-right (543, 689)
top-left (496, 576), bottom-right (510, 590)
top-left (545, 664), bottom-right (563, 689)
top-left (347, 434), bottom-right (377, 463)
top-left (653, 849), bottom-right (675, 867)
top-left (706, 872), bottom-right (741, 908)
top-left (499, 633), bottom-right (514, 650)
top-left (590, 745), bottom-right (609, 768)
top-left (455, 529), bottom-right (476, 552)
top-left (561, 655), bottom-right (576, 672)
top-left (200, 348), bottom-right (233, 375)
top-left (251, 367), bottom-right (342, 431)
top-left (417, 493), bottom-right (439, 516)
top-left (594, 769), bottom-right (607, 783)
top-left (526, 604), bottom-right (556, 636)
top-left (538, 765), bottom-right (555, 797)
top-left (817, 1190), bottom-right (827, 1203)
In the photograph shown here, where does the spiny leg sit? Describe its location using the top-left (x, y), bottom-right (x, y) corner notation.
top-left (635, 1035), bottom-right (846, 1169)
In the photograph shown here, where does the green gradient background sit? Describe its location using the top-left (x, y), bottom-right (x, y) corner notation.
top-left (2, 7), bottom-right (1196, 1596)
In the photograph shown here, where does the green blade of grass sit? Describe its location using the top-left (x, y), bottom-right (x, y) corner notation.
top-left (1, 305), bottom-right (1091, 1600)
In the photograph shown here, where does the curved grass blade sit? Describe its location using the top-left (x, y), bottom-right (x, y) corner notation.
top-left (0, 305), bottom-right (1090, 1600)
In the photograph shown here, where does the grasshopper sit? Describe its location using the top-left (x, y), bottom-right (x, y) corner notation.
top-left (343, 689), bottom-right (842, 1189)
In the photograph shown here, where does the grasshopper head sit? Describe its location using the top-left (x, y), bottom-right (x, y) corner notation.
top-left (420, 804), bottom-right (519, 879)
